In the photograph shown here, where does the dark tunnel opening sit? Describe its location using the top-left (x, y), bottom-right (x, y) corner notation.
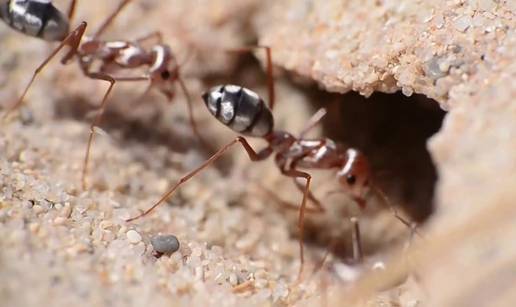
top-left (312, 90), bottom-right (446, 223)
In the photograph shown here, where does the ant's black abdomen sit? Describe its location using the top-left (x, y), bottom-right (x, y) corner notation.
top-left (202, 85), bottom-right (274, 137)
top-left (1, 0), bottom-right (69, 41)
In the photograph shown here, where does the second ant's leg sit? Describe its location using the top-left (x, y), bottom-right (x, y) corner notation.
top-left (81, 74), bottom-right (149, 190)
top-left (126, 137), bottom-right (273, 222)
top-left (226, 46), bottom-right (275, 110)
top-left (292, 178), bottom-right (325, 212)
top-left (2, 22), bottom-right (87, 120)
top-left (308, 236), bottom-right (338, 283)
top-left (350, 217), bottom-right (363, 263)
top-left (81, 72), bottom-right (116, 191)
top-left (169, 47), bottom-right (206, 150)
top-left (91, 0), bottom-right (132, 39)
top-left (67, 0), bottom-right (78, 23)
top-left (177, 77), bottom-right (212, 150)
top-left (255, 182), bottom-right (322, 213)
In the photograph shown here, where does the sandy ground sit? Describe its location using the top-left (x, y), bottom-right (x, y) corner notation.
top-left (1, 1), bottom-right (515, 306)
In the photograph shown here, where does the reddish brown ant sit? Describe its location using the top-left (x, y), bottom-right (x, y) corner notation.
top-left (1, 0), bottom-right (208, 190)
top-left (127, 78), bottom-right (418, 278)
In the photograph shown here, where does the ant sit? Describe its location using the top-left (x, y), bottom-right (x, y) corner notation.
top-left (0, 0), bottom-right (207, 190)
top-left (127, 80), bottom-right (418, 278)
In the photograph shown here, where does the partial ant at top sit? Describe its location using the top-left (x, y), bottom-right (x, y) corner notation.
top-left (127, 78), bottom-right (418, 278)
top-left (0, 0), bottom-right (210, 190)
top-left (0, 0), bottom-right (76, 41)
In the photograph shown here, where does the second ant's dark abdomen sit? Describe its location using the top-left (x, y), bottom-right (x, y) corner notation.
top-left (0, 0), bottom-right (69, 41)
top-left (202, 85), bottom-right (274, 137)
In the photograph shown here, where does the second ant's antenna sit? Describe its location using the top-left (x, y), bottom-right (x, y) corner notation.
top-left (372, 186), bottom-right (422, 238)
top-left (91, 0), bottom-right (132, 39)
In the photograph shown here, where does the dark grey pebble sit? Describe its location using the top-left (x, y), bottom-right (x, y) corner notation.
top-left (150, 234), bottom-right (180, 254)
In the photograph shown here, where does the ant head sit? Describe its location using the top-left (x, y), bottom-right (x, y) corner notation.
top-left (155, 69), bottom-right (178, 101)
top-left (336, 148), bottom-right (371, 207)
top-left (150, 45), bottom-right (179, 100)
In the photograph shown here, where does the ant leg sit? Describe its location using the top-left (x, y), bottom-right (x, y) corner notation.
top-left (169, 48), bottom-right (202, 149)
top-left (226, 46), bottom-right (275, 110)
top-left (81, 72), bottom-right (115, 191)
top-left (132, 83), bottom-right (153, 104)
top-left (91, 0), bottom-right (132, 40)
top-left (255, 182), bottom-right (322, 213)
top-left (308, 236), bottom-right (338, 283)
top-left (81, 73), bottom-right (149, 190)
top-left (280, 167), bottom-right (314, 280)
top-left (126, 137), bottom-right (273, 222)
top-left (299, 108), bottom-right (327, 138)
top-left (177, 77), bottom-right (212, 151)
top-left (292, 178), bottom-right (325, 212)
top-left (2, 22), bottom-right (87, 120)
top-left (289, 156), bottom-right (325, 212)
top-left (67, 0), bottom-right (78, 22)
top-left (350, 217), bottom-right (363, 263)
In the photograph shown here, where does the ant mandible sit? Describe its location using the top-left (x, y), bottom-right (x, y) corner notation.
top-left (0, 0), bottom-right (206, 190)
top-left (127, 78), bottom-right (417, 278)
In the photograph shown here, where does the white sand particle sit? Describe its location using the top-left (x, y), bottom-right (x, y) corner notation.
top-left (126, 230), bottom-right (142, 244)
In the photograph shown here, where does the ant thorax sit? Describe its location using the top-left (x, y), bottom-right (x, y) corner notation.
top-left (292, 138), bottom-right (343, 169)
top-left (78, 39), bottom-right (150, 69)
top-left (111, 42), bottom-right (150, 68)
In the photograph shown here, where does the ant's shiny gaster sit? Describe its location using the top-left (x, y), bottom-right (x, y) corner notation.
top-left (0, 0), bottom-right (70, 41)
top-left (202, 85), bottom-right (274, 137)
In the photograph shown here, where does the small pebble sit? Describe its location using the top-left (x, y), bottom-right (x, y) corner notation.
top-left (126, 230), bottom-right (142, 244)
top-left (19, 107), bottom-right (34, 125)
top-left (150, 234), bottom-right (180, 254)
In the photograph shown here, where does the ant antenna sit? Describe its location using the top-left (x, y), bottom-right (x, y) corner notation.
top-left (324, 185), bottom-right (422, 239)
top-left (371, 186), bottom-right (423, 239)
top-left (91, 0), bottom-right (132, 39)
top-left (177, 46), bottom-right (197, 69)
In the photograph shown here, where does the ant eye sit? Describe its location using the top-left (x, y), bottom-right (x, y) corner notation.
top-left (346, 174), bottom-right (356, 185)
top-left (161, 70), bottom-right (171, 80)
